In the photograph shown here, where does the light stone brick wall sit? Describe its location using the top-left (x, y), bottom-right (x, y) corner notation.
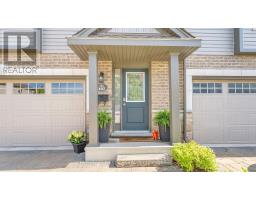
top-left (185, 55), bottom-right (256, 69)
top-left (151, 61), bottom-right (185, 141)
top-left (38, 53), bottom-right (86, 68)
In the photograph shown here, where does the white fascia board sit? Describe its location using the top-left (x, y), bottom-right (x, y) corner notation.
top-left (68, 37), bottom-right (202, 47)
top-left (186, 68), bottom-right (256, 77)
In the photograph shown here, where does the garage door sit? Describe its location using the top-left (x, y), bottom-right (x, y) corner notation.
top-left (193, 81), bottom-right (256, 144)
top-left (0, 79), bottom-right (86, 147)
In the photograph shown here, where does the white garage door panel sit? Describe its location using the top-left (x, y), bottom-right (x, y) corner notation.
top-left (193, 112), bottom-right (224, 143)
top-left (193, 82), bottom-right (256, 144)
top-left (0, 79), bottom-right (85, 147)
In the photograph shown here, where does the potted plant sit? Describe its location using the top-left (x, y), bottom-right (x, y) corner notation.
top-left (98, 110), bottom-right (112, 143)
top-left (154, 110), bottom-right (170, 142)
top-left (68, 130), bottom-right (88, 154)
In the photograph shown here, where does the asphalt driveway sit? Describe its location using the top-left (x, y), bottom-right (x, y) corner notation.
top-left (0, 147), bottom-right (256, 172)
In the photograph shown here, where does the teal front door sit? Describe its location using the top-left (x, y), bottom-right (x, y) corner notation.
top-left (122, 69), bottom-right (149, 130)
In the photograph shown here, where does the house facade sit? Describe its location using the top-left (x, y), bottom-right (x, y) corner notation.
top-left (0, 28), bottom-right (256, 152)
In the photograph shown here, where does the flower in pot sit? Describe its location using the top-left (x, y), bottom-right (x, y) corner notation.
top-left (154, 110), bottom-right (170, 142)
top-left (98, 110), bottom-right (112, 143)
top-left (68, 131), bottom-right (88, 154)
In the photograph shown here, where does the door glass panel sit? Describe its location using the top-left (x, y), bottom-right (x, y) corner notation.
top-left (126, 72), bottom-right (145, 102)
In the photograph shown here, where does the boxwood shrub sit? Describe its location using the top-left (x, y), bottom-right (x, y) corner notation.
top-left (172, 141), bottom-right (217, 172)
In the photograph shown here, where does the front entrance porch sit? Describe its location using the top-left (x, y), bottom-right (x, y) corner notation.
top-left (68, 28), bottom-right (201, 161)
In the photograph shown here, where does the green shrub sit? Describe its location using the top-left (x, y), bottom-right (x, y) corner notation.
top-left (241, 167), bottom-right (248, 172)
top-left (172, 141), bottom-right (217, 172)
top-left (154, 110), bottom-right (170, 128)
top-left (68, 131), bottom-right (87, 144)
top-left (98, 110), bottom-right (112, 128)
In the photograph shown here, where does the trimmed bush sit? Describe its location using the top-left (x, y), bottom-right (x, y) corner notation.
top-left (172, 141), bottom-right (217, 172)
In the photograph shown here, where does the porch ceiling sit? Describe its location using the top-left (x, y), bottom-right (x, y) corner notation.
top-left (67, 28), bottom-right (201, 64)
top-left (68, 44), bottom-right (199, 64)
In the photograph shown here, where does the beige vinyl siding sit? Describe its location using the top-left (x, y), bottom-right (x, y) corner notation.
top-left (186, 28), bottom-right (234, 55)
top-left (1, 28), bottom-right (236, 55)
top-left (42, 28), bottom-right (81, 53)
top-left (242, 28), bottom-right (256, 49)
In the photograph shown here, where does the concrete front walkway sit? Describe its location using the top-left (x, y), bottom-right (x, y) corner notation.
top-left (0, 147), bottom-right (256, 172)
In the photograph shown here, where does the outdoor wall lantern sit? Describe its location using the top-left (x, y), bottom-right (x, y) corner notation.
top-left (98, 72), bottom-right (109, 105)
top-left (98, 72), bottom-right (108, 92)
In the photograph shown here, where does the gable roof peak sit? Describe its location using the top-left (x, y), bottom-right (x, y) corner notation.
top-left (73, 28), bottom-right (195, 39)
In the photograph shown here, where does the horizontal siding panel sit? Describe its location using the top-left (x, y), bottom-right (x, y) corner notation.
top-left (186, 28), bottom-right (233, 34)
top-left (243, 29), bottom-right (256, 49)
top-left (42, 28), bottom-right (81, 53)
top-left (0, 28), bottom-right (236, 56)
top-left (186, 28), bottom-right (234, 55)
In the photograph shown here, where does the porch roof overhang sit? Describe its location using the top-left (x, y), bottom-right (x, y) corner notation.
top-left (67, 29), bottom-right (201, 65)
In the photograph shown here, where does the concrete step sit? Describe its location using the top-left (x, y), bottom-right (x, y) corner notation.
top-left (116, 153), bottom-right (172, 168)
top-left (119, 137), bottom-right (154, 142)
top-left (85, 142), bottom-right (171, 161)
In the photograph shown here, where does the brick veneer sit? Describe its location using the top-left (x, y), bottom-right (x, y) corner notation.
top-left (151, 61), bottom-right (184, 137)
top-left (186, 55), bottom-right (256, 69)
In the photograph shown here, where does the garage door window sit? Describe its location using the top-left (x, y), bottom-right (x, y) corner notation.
top-left (0, 83), bottom-right (6, 94)
top-left (13, 83), bottom-right (45, 94)
top-left (228, 83), bottom-right (256, 93)
top-left (51, 83), bottom-right (83, 94)
top-left (193, 83), bottom-right (222, 94)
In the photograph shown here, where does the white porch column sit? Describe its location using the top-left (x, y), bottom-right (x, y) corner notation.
top-left (169, 53), bottom-right (181, 144)
top-left (88, 51), bottom-right (98, 146)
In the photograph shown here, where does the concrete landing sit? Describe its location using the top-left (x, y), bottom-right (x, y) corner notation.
top-left (116, 153), bottom-right (172, 168)
top-left (85, 142), bottom-right (172, 161)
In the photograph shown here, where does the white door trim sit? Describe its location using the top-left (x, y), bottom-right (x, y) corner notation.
top-left (186, 68), bottom-right (256, 112)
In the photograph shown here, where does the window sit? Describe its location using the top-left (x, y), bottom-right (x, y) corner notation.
top-left (52, 82), bottom-right (84, 94)
top-left (228, 83), bottom-right (256, 94)
top-left (193, 83), bottom-right (222, 94)
top-left (13, 83), bottom-right (45, 94)
top-left (126, 72), bottom-right (145, 102)
top-left (0, 83), bottom-right (6, 94)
